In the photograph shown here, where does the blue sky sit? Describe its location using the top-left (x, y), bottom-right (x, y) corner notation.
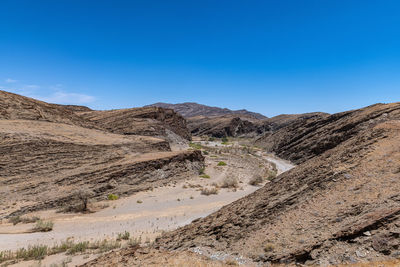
top-left (1, 0), bottom-right (400, 117)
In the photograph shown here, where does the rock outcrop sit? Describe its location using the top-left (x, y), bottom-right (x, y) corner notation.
top-left (154, 102), bottom-right (400, 265)
top-left (0, 90), bottom-right (203, 218)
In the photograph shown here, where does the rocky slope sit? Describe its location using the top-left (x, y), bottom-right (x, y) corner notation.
top-left (153, 103), bottom-right (400, 265)
top-left (187, 115), bottom-right (262, 138)
top-left (147, 102), bottom-right (267, 120)
top-left (0, 90), bottom-right (96, 129)
top-left (77, 106), bottom-right (191, 142)
top-left (0, 91), bottom-right (203, 218)
top-left (256, 103), bottom-right (400, 164)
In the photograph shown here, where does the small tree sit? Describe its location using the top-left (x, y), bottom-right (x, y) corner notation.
top-left (76, 188), bottom-right (94, 212)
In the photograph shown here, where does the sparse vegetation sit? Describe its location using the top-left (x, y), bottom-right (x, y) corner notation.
top-left (266, 169), bottom-right (277, 180)
top-left (0, 236), bottom-right (130, 264)
top-left (76, 188), bottom-right (94, 211)
top-left (189, 142), bottom-right (202, 150)
top-left (201, 187), bottom-right (219, 195)
top-left (198, 167), bottom-right (205, 175)
top-left (15, 245), bottom-right (48, 261)
top-left (199, 174), bottom-right (210, 179)
top-left (66, 241), bottom-right (89, 255)
top-left (107, 193), bottom-right (119, 200)
top-left (8, 215), bottom-right (40, 225)
top-left (264, 243), bottom-right (275, 252)
top-left (221, 177), bottom-right (238, 188)
top-left (221, 137), bottom-right (228, 143)
top-left (225, 259), bottom-right (239, 265)
top-left (217, 161), bottom-right (227, 166)
top-left (248, 174), bottom-right (264, 186)
top-left (128, 236), bottom-right (141, 247)
top-left (117, 231), bottom-right (130, 241)
top-left (137, 200), bottom-right (143, 204)
top-left (32, 220), bottom-right (54, 232)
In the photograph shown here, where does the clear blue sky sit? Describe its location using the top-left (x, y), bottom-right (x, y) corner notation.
top-left (1, 0), bottom-right (400, 116)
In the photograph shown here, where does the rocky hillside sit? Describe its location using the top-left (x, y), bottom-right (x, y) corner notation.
top-left (187, 115), bottom-right (263, 138)
top-left (78, 106), bottom-right (191, 141)
top-left (0, 90), bottom-right (96, 129)
top-left (147, 102), bottom-right (267, 120)
top-left (153, 102), bottom-right (400, 265)
top-left (256, 103), bottom-right (400, 163)
top-left (0, 90), bottom-right (203, 218)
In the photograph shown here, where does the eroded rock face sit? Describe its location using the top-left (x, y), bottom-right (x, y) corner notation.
top-left (155, 103), bottom-right (400, 265)
top-left (78, 106), bottom-right (191, 141)
top-left (0, 90), bottom-right (97, 128)
top-left (256, 103), bottom-right (400, 164)
top-left (0, 91), bottom-right (204, 218)
top-left (188, 115), bottom-right (262, 138)
top-left (147, 102), bottom-right (268, 120)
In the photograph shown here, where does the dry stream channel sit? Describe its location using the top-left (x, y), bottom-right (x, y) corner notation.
top-left (0, 141), bottom-right (294, 266)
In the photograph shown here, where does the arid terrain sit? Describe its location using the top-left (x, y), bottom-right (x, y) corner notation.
top-left (1, 90), bottom-right (400, 266)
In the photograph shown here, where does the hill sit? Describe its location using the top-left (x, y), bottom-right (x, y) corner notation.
top-left (89, 102), bottom-right (400, 266)
top-left (153, 102), bottom-right (400, 265)
top-left (0, 90), bottom-right (203, 218)
top-left (147, 102), bottom-right (268, 120)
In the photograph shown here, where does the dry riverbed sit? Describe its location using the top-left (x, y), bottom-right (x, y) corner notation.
top-left (0, 141), bottom-right (294, 266)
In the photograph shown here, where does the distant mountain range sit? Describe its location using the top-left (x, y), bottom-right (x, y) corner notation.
top-left (146, 102), bottom-right (268, 120)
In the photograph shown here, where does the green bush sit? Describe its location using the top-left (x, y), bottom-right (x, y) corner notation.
top-left (107, 193), bottom-right (119, 200)
top-left (199, 174), bottom-right (210, 179)
top-left (217, 161), bottom-right (227, 166)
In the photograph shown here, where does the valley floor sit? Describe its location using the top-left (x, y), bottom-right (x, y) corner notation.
top-left (0, 141), bottom-right (293, 266)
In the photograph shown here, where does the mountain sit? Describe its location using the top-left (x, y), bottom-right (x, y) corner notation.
top-left (147, 102), bottom-right (268, 120)
top-left (152, 102), bottom-right (400, 265)
top-left (0, 90), bottom-right (203, 218)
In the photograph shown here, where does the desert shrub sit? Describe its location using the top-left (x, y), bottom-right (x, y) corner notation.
top-left (221, 177), bottom-right (238, 188)
top-left (32, 220), bottom-right (53, 232)
top-left (137, 200), bottom-right (143, 204)
top-left (189, 142), bottom-right (202, 150)
top-left (51, 240), bottom-right (74, 254)
top-left (264, 243), bottom-right (275, 252)
top-left (202, 150), bottom-right (209, 155)
top-left (199, 174), bottom-right (210, 179)
top-left (0, 250), bottom-right (13, 263)
top-left (217, 161), bottom-right (227, 166)
top-left (200, 187), bottom-right (219, 196)
top-left (128, 236), bottom-right (141, 247)
top-left (107, 193), bottom-right (119, 200)
top-left (91, 239), bottom-right (120, 253)
top-left (117, 231), bottom-right (130, 241)
top-left (8, 216), bottom-right (40, 225)
top-left (221, 137), bottom-right (228, 143)
top-left (198, 167), bottom-right (205, 175)
top-left (16, 245), bottom-right (48, 260)
top-left (248, 175), bottom-right (264, 186)
top-left (266, 169), bottom-right (277, 181)
top-left (75, 188), bottom-right (94, 212)
top-left (66, 241), bottom-right (89, 255)
top-left (225, 259), bottom-right (239, 265)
